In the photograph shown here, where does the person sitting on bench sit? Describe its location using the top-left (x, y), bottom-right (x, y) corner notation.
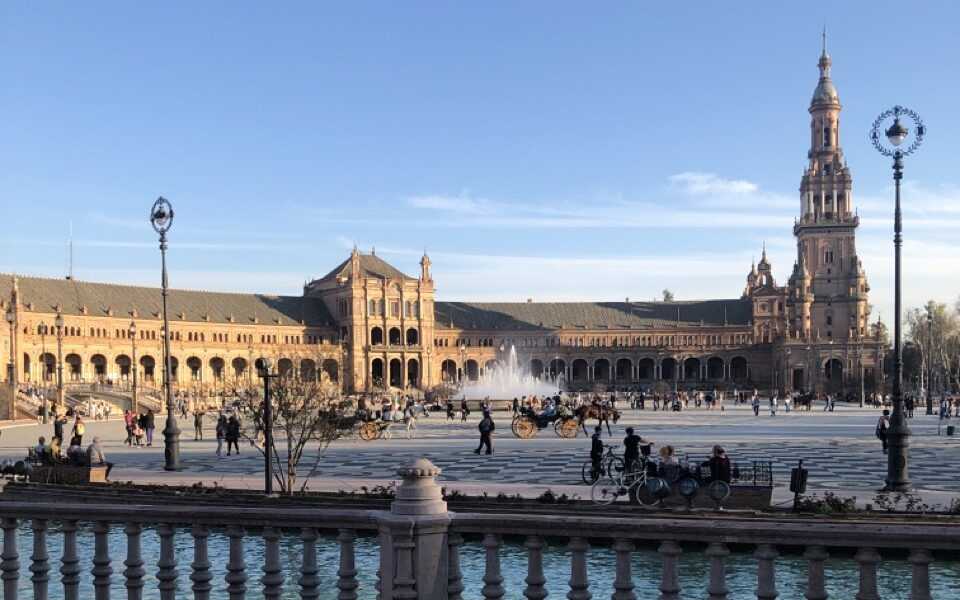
top-left (86, 437), bottom-right (114, 481)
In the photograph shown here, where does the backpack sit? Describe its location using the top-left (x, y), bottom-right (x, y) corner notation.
top-left (875, 418), bottom-right (888, 438)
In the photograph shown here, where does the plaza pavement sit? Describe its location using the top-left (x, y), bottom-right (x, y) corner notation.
top-left (2, 404), bottom-right (958, 508)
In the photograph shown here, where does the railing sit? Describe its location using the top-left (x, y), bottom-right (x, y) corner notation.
top-left (0, 459), bottom-right (956, 599)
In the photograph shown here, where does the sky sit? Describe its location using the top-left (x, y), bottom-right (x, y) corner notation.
top-left (1, 2), bottom-right (958, 325)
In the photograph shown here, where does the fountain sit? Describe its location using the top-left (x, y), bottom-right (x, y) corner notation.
top-left (459, 345), bottom-right (559, 400)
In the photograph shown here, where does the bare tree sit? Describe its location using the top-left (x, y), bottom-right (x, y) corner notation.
top-left (235, 379), bottom-right (350, 494)
top-left (662, 289), bottom-right (675, 302)
top-left (906, 300), bottom-right (960, 395)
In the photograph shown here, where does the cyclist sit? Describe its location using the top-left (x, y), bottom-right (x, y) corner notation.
top-left (589, 426), bottom-right (604, 479)
top-left (622, 427), bottom-right (652, 473)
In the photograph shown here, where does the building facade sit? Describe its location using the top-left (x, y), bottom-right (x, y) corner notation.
top-left (1, 47), bottom-right (884, 399)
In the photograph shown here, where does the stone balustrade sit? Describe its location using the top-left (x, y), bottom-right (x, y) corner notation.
top-left (0, 458), bottom-right (955, 599)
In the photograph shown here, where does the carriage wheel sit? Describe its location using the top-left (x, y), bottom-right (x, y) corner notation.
top-left (359, 422), bottom-right (379, 441)
top-left (515, 417), bottom-right (537, 439)
top-left (555, 418), bottom-right (579, 439)
top-left (511, 417), bottom-right (523, 438)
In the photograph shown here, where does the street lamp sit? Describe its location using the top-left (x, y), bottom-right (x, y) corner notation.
top-left (129, 321), bottom-right (138, 414)
top-left (4, 307), bottom-right (15, 419)
top-left (257, 357), bottom-right (278, 495)
top-left (870, 105), bottom-right (926, 492)
top-left (926, 310), bottom-right (934, 415)
top-left (150, 196), bottom-right (181, 471)
top-left (54, 311), bottom-right (65, 412)
top-left (37, 323), bottom-right (49, 423)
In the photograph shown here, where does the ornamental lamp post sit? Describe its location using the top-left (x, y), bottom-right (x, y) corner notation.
top-left (150, 196), bottom-right (181, 471)
top-left (38, 323), bottom-right (49, 423)
top-left (926, 309), bottom-right (934, 415)
top-left (129, 321), bottom-right (139, 414)
top-left (870, 105), bottom-right (926, 492)
top-left (55, 311), bottom-right (65, 411)
top-left (257, 357), bottom-right (277, 495)
top-left (4, 307), bottom-right (15, 419)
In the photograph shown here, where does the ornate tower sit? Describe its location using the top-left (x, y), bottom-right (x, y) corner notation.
top-left (791, 34), bottom-right (870, 343)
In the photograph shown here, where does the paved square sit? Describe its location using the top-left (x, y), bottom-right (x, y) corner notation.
top-left (4, 404), bottom-right (958, 506)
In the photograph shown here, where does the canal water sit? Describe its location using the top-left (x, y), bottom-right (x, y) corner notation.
top-left (13, 523), bottom-right (959, 598)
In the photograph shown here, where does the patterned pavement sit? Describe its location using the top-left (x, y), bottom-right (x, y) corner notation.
top-left (3, 405), bottom-right (959, 496)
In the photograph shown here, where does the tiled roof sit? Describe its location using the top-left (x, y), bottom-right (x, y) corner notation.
top-left (0, 274), bottom-right (335, 327)
top-left (318, 253), bottom-right (414, 282)
top-left (433, 299), bottom-right (752, 331)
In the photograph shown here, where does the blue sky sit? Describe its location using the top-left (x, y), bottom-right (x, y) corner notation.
top-left (2, 2), bottom-right (958, 323)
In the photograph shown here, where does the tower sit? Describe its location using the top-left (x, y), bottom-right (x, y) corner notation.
top-left (792, 34), bottom-right (870, 343)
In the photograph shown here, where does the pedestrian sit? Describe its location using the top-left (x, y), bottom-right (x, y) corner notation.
top-left (226, 415), bottom-right (241, 456)
top-left (876, 409), bottom-right (890, 454)
top-left (53, 412), bottom-right (65, 444)
top-left (589, 425), bottom-right (603, 480)
top-left (460, 398), bottom-right (469, 422)
top-left (144, 409), bottom-right (156, 447)
top-left (475, 410), bottom-right (495, 455)
top-left (404, 403), bottom-right (417, 439)
top-left (512, 397), bottom-right (520, 416)
top-left (193, 410), bottom-right (204, 441)
top-left (123, 410), bottom-right (135, 446)
top-left (751, 394), bottom-right (760, 416)
top-left (71, 416), bottom-right (86, 446)
top-left (769, 394), bottom-right (778, 417)
top-left (215, 414), bottom-right (227, 457)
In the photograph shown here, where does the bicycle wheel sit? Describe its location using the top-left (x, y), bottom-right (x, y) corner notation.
top-left (590, 478), bottom-right (623, 505)
top-left (581, 461), bottom-right (599, 485)
top-left (604, 456), bottom-right (626, 484)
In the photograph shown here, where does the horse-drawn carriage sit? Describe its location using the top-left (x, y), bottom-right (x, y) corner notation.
top-left (511, 407), bottom-right (579, 439)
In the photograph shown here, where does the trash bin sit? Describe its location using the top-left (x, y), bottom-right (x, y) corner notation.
top-left (947, 425), bottom-right (955, 436)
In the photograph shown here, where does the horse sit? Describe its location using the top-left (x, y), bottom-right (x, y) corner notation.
top-left (575, 404), bottom-right (621, 436)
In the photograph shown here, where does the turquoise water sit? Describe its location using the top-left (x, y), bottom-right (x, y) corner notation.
top-left (11, 523), bottom-right (959, 598)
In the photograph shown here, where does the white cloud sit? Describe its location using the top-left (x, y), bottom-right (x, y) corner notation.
top-left (669, 172), bottom-right (759, 195)
top-left (407, 194), bottom-right (491, 214)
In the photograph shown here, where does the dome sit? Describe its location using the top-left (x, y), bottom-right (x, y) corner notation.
top-left (811, 51), bottom-right (839, 106)
top-left (812, 78), bottom-right (839, 105)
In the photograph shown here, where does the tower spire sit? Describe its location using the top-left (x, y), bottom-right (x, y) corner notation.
top-left (821, 25), bottom-right (827, 57)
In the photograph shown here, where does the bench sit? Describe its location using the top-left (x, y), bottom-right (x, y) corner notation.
top-left (29, 464), bottom-right (108, 485)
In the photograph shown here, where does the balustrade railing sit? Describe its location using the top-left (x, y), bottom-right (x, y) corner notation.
top-left (0, 459), bottom-right (956, 599)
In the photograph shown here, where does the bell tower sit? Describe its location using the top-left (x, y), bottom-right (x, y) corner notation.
top-left (791, 33), bottom-right (870, 343)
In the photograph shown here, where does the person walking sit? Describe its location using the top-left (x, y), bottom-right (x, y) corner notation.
top-left (751, 393), bottom-right (760, 417)
top-left (225, 415), bottom-right (241, 456)
top-left (403, 403), bottom-right (417, 439)
top-left (876, 409), bottom-right (891, 454)
top-left (215, 414), bottom-right (227, 457)
top-left (123, 410), bottom-right (135, 446)
top-left (144, 409), bottom-right (156, 447)
top-left (769, 393), bottom-right (778, 417)
top-left (193, 410), bottom-right (205, 441)
top-left (460, 398), bottom-right (470, 422)
top-left (475, 410), bottom-right (495, 455)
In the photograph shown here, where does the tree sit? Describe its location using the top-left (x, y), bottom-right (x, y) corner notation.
top-left (662, 289), bottom-right (675, 302)
top-left (235, 378), bottom-right (350, 494)
top-left (905, 300), bottom-right (960, 395)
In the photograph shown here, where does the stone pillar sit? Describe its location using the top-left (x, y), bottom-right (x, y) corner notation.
top-left (377, 458), bottom-right (451, 600)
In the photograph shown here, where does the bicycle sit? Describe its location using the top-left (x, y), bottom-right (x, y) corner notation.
top-left (590, 457), bottom-right (659, 506)
top-left (580, 444), bottom-right (625, 485)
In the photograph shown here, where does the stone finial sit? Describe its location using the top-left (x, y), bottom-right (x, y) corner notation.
top-left (392, 457), bottom-right (446, 516)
